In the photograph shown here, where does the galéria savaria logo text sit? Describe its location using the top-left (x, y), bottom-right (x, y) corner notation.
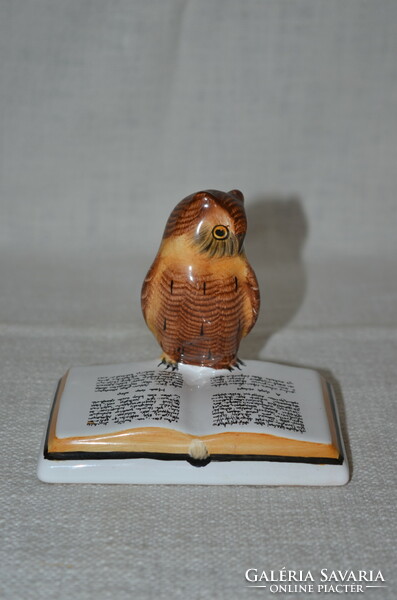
top-left (245, 568), bottom-right (386, 594)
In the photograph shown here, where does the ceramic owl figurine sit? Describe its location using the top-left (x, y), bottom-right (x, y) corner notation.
top-left (141, 189), bottom-right (260, 370)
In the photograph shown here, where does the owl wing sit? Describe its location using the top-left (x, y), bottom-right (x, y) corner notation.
top-left (141, 257), bottom-right (164, 341)
top-left (142, 263), bottom-right (189, 361)
top-left (240, 262), bottom-right (260, 337)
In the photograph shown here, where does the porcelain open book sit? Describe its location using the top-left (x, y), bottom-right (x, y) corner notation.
top-left (38, 359), bottom-right (349, 485)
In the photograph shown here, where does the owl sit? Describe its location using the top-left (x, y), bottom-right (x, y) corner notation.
top-left (141, 189), bottom-right (260, 370)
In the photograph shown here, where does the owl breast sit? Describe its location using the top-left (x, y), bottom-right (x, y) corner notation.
top-left (154, 267), bottom-right (246, 369)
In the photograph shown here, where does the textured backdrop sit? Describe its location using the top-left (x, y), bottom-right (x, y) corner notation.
top-left (1, 1), bottom-right (396, 598)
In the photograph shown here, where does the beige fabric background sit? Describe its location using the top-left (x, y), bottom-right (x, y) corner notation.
top-left (1, 1), bottom-right (396, 598)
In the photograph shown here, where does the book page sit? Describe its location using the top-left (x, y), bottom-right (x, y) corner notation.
top-left (56, 359), bottom-right (332, 446)
top-left (182, 361), bottom-right (332, 444)
top-left (56, 361), bottom-right (190, 438)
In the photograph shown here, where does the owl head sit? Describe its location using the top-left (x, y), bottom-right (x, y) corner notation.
top-left (163, 189), bottom-right (247, 258)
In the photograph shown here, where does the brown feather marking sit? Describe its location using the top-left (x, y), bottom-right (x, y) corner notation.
top-left (240, 263), bottom-right (260, 337)
top-left (151, 266), bottom-right (247, 367)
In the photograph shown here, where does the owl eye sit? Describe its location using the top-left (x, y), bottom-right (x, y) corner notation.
top-left (212, 225), bottom-right (229, 240)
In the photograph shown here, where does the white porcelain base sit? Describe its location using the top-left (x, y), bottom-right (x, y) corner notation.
top-left (38, 447), bottom-right (349, 485)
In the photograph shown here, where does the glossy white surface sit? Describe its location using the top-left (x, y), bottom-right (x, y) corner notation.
top-left (56, 360), bottom-right (331, 442)
top-left (38, 454), bottom-right (349, 485)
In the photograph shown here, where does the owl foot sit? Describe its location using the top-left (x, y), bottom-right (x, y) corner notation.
top-left (158, 353), bottom-right (179, 371)
top-left (226, 357), bottom-right (245, 371)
